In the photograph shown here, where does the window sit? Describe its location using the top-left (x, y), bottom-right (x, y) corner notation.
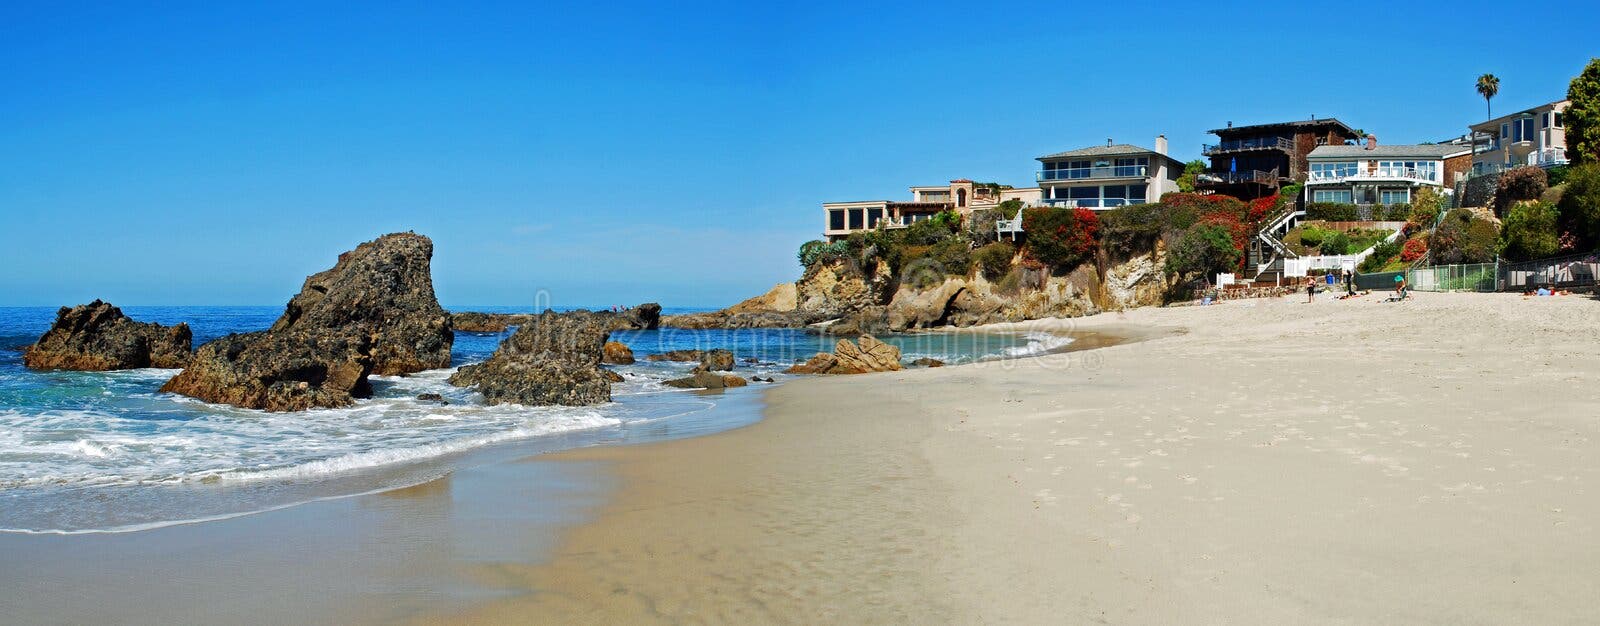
top-left (828, 209), bottom-right (845, 231)
top-left (1542, 113), bottom-right (1550, 129)
top-left (1377, 161), bottom-right (1437, 181)
top-left (1501, 123), bottom-right (1509, 139)
top-left (1380, 189), bottom-right (1410, 206)
top-left (1103, 185), bottom-right (1127, 207)
top-left (1512, 117), bottom-right (1534, 143)
top-left (867, 208), bottom-right (883, 228)
top-left (1310, 161), bottom-right (1359, 179)
top-left (1113, 157), bottom-right (1148, 177)
top-left (848, 208), bottom-right (863, 230)
top-left (1128, 184), bottom-right (1148, 203)
top-left (1312, 189), bottom-right (1353, 204)
top-left (1554, 112), bottom-right (1564, 128)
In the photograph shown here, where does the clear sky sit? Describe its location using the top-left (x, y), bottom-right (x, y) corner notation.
top-left (3, 1), bottom-right (1597, 308)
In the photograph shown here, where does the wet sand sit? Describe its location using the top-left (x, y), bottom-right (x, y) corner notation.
top-left (443, 292), bottom-right (1600, 623)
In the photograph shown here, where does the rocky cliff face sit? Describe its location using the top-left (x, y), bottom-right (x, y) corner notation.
top-left (161, 233), bottom-right (450, 411)
top-left (24, 300), bottom-right (192, 370)
top-left (447, 310), bottom-right (613, 406)
top-left (662, 260), bottom-right (893, 329)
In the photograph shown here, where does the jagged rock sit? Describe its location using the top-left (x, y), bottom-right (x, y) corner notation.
top-left (664, 371), bottom-right (748, 389)
top-left (161, 233), bottom-right (449, 411)
top-left (601, 369), bottom-right (625, 383)
top-left (449, 312), bottom-right (533, 333)
top-left (660, 310), bottom-right (823, 329)
top-left (416, 393), bottom-right (448, 404)
top-left (785, 336), bottom-right (903, 375)
top-left (694, 349), bottom-right (735, 372)
top-left (621, 303), bottom-right (662, 330)
top-left (824, 306), bottom-right (890, 336)
top-left (447, 310), bottom-right (612, 406)
top-left (912, 358), bottom-right (945, 368)
top-left (452, 303), bottom-right (659, 334)
top-left (602, 341), bottom-right (635, 364)
top-left (24, 300), bottom-right (191, 371)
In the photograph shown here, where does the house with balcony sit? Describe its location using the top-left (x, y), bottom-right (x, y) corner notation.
top-left (822, 179), bottom-right (1041, 241)
top-left (1469, 99), bottom-right (1570, 175)
top-left (1035, 136), bottom-right (1182, 209)
top-left (1197, 118), bottom-right (1361, 198)
top-left (1303, 137), bottom-right (1471, 207)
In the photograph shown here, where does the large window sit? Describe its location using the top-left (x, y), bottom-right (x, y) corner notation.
top-left (1113, 157), bottom-right (1149, 177)
top-left (1312, 189), bottom-right (1353, 204)
top-left (1377, 160), bottom-right (1437, 181)
top-left (1310, 161), bottom-right (1359, 179)
top-left (1128, 184), bottom-right (1148, 203)
top-left (1379, 189), bottom-right (1411, 206)
top-left (867, 208), bottom-right (884, 228)
top-left (828, 209), bottom-right (845, 231)
top-left (848, 208), bottom-right (863, 230)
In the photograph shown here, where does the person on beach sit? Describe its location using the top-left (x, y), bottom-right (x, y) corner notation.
top-left (1305, 276), bottom-right (1316, 303)
top-left (1345, 270), bottom-right (1357, 297)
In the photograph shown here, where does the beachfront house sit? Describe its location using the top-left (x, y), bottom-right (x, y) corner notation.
top-left (822, 180), bottom-right (1042, 241)
top-left (1197, 118), bottom-right (1362, 198)
top-left (1035, 136), bottom-right (1182, 209)
top-left (1303, 137), bottom-right (1472, 207)
top-left (1469, 99), bottom-right (1570, 175)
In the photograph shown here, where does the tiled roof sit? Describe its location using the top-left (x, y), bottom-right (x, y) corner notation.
top-left (1037, 144), bottom-right (1160, 160)
top-left (1307, 144), bottom-right (1472, 159)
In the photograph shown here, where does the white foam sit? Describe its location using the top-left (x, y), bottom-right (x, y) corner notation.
top-left (1001, 332), bottom-right (1076, 357)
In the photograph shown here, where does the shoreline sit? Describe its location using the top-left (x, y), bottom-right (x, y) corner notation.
top-left (437, 292), bottom-right (1600, 623)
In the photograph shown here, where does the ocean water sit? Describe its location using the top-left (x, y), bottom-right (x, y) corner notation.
top-left (0, 305), bottom-right (1061, 534)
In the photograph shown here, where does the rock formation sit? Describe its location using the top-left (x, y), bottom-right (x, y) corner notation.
top-left (602, 341), bottom-right (635, 364)
top-left (645, 349), bottom-right (735, 372)
top-left (161, 233), bottom-right (451, 411)
top-left (452, 303), bottom-right (660, 333)
top-left (785, 336), bottom-right (904, 375)
top-left (664, 371), bottom-right (749, 389)
top-left (23, 300), bottom-right (192, 370)
top-left (447, 310), bottom-right (613, 406)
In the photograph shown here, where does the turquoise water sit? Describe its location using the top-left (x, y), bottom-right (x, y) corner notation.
top-left (0, 306), bottom-right (1054, 533)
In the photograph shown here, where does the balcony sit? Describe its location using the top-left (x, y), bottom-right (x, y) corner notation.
top-left (1202, 136), bottom-right (1294, 155)
top-left (1039, 198), bottom-right (1147, 209)
top-left (1305, 167), bottom-right (1437, 185)
top-left (1037, 165), bottom-right (1147, 182)
top-left (1197, 169), bottom-right (1279, 186)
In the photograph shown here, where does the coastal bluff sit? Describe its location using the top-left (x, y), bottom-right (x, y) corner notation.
top-left (23, 300), bottom-right (192, 371)
top-left (160, 232), bottom-right (452, 411)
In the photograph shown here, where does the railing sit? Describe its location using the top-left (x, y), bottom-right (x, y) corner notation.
top-left (1472, 149), bottom-right (1571, 176)
top-left (1305, 167), bottom-right (1438, 184)
top-left (1197, 169), bottom-right (1279, 185)
top-left (1037, 165), bottom-right (1147, 182)
top-left (1039, 198), bottom-right (1145, 209)
top-left (1202, 136), bottom-right (1293, 155)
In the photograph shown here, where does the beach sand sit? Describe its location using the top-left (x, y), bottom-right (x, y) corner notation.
top-left (443, 291), bottom-right (1600, 624)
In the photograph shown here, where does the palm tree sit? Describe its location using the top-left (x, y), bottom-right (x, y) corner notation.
top-left (1476, 74), bottom-right (1500, 120)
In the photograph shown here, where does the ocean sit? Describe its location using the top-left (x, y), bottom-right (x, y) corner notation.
top-left (0, 305), bottom-right (1062, 534)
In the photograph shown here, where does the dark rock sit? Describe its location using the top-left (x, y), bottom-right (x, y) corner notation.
top-left (449, 312), bottom-right (533, 333)
top-left (785, 336), bottom-right (903, 375)
top-left (601, 369), bottom-right (625, 383)
top-left (664, 371), bottom-right (748, 389)
top-left (161, 233), bottom-right (449, 411)
top-left (416, 393), bottom-right (448, 404)
top-left (602, 341), bottom-right (635, 365)
top-left (646, 349), bottom-right (706, 362)
top-left (751, 376), bottom-right (775, 383)
top-left (912, 357), bottom-right (945, 368)
top-left (24, 300), bottom-right (192, 371)
top-left (661, 310), bottom-right (823, 330)
top-left (452, 302), bottom-right (659, 334)
top-left (447, 310), bottom-right (612, 406)
top-left (695, 349), bottom-right (735, 372)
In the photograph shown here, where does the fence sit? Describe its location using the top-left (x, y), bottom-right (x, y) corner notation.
top-left (1501, 252), bottom-right (1600, 292)
top-left (1351, 263), bottom-right (1499, 292)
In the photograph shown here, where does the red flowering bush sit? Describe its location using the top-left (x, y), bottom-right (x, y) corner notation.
top-left (1022, 207), bottom-right (1100, 271)
top-left (1400, 237), bottom-right (1428, 262)
top-left (1196, 211), bottom-right (1251, 270)
top-left (1248, 195), bottom-right (1279, 223)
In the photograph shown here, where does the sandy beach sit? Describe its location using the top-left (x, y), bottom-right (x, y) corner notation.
top-left (444, 291), bottom-right (1600, 624)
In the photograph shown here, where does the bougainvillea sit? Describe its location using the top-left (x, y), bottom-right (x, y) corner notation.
top-left (1196, 211), bottom-right (1251, 270)
top-left (1248, 194), bottom-right (1280, 223)
top-left (1021, 207), bottom-right (1100, 271)
top-left (1400, 237), bottom-right (1428, 262)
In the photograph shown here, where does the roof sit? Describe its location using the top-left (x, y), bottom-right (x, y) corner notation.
top-left (1307, 144), bottom-right (1472, 159)
top-left (1037, 143), bottom-right (1175, 162)
top-left (1208, 118), bottom-right (1357, 136)
top-left (1469, 99), bottom-right (1570, 130)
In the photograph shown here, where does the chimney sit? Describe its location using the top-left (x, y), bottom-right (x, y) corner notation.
top-left (1365, 134), bottom-right (1377, 150)
top-left (1107, 138), bottom-right (1113, 147)
top-left (1155, 134), bottom-right (1168, 156)
top-left (1227, 121), bottom-right (1233, 128)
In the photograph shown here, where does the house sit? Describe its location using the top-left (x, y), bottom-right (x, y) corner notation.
top-left (1468, 99), bottom-right (1570, 175)
top-left (822, 179), bottom-right (1041, 241)
top-left (1303, 136), bottom-right (1472, 206)
top-left (1035, 136), bottom-right (1182, 209)
top-left (1198, 118), bottom-right (1362, 198)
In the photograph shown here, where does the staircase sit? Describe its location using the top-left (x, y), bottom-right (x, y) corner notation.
top-left (1250, 207), bottom-right (1304, 284)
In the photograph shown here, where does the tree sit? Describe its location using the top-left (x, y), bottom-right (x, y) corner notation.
top-left (1476, 73), bottom-right (1500, 120)
top-left (1175, 159), bottom-right (1208, 193)
top-left (1557, 163), bottom-right (1600, 250)
top-left (1165, 223), bottom-right (1241, 279)
top-left (1499, 201), bottom-right (1561, 261)
top-left (1566, 58), bottom-right (1600, 165)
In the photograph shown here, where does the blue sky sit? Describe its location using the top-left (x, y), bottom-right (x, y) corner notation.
top-left (2, 1), bottom-right (1596, 308)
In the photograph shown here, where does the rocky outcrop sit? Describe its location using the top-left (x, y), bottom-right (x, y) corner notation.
top-left (454, 303), bottom-right (660, 333)
top-left (695, 349), bottom-right (735, 372)
top-left (661, 261), bottom-right (891, 330)
top-left (161, 233), bottom-right (450, 411)
top-left (447, 310), bottom-right (613, 406)
top-left (24, 300), bottom-right (192, 371)
top-left (912, 358), bottom-right (945, 368)
top-left (450, 312), bottom-right (533, 333)
top-left (785, 336), bottom-right (903, 375)
top-left (664, 371), bottom-right (749, 389)
top-left (602, 341), bottom-right (635, 364)
top-left (661, 310), bottom-right (824, 329)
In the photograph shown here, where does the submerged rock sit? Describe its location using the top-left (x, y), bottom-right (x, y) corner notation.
top-left (664, 371), bottom-right (748, 389)
top-left (447, 310), bottom-right (613, 406)
top-left (912, 357), bottom-right (945, 368)
top-left (161, 233), bottom-right (451, 411)
top-left (602, 341), bottom-right (635, 365)
top-left (416, 392), bottom-right (448, 404)
top-left (694, 349), bottom-right (735, 372)
top-left (786, 335), bottom-right (903, 375)
top-left (23, 300), bottom-right (192, 370)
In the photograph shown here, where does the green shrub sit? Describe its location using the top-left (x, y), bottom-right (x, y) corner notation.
top-left (1324, 231), bottom-right (1352, 255)
top-left (1430, 209), bottom-right (1500, 264)
top-left (1382, 203), bottom-right (1412, 221)
top-left (1499, 200), bottom-right (1561, 261)
top-left (1022, 207), bottom-right (1100, 272)
top-left (1098, 203), bottom-right (1167, 257)
top-left (902, 214), bottom-right (957, 246)
top-left (1557, 163), bottom-right (1600, 250)
top-left (1546, 165), bottom-right (1571, 187)
top-left (1306, 203), bottom-right (1360, 221)
top-left (973, 241), bottom-right (1016, 279)
top-left (797, 239), bottom-right (848, 268)
top-left (1493, 166), bottom-right (1549, 216)
top-left (1360, 239), bottom-right (1403, 272)
top-left (1165, 223), bottom-right (1241, 278)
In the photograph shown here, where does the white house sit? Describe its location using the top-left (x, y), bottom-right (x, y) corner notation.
top-left (1303, 137), bottom-right (1472, 206)
top-left (1034, 136), bottom-right (1183, 209)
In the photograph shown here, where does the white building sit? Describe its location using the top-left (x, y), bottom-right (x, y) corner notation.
top-left (1034, 136), bottom-right (1182, 209)
top-left (1303, 138), bottom-right (1471, 206)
